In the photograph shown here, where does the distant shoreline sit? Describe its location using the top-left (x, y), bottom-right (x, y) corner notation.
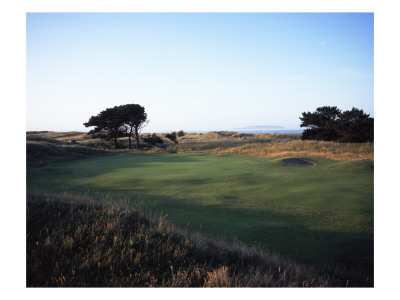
top-left (185, 129), bottom-right (304, 134)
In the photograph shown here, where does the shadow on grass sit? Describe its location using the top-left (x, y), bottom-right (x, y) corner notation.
top-left (146, 193), bottom-right (373, 273)
top-left (27, 153), bottom-right (373, 284)
top-left (28, 185), bottom-right (373, 285)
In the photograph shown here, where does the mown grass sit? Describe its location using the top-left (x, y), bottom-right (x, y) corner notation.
top-left (26, 131), bottom-right (373, 287)
top-left (27, 192), bottom-right (369, 287)
top-left (27, 153), bottom-right (373, 278)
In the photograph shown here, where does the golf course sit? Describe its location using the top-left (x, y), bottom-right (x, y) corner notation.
top-left (27, 152), bottom-right (373, 270)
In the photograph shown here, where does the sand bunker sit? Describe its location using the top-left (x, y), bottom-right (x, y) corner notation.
top-left (282, 158), bottom-right (315, 167)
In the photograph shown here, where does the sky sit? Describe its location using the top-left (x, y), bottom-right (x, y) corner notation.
top-left (26, 13), bottom-right (374, 132)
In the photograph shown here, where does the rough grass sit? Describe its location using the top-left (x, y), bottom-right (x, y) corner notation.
top-left (27, 131), bottom-right (373, 161)
top-left (26, 192), bottom-right (370, 287)
top-left (212, 140), bottom-right (373, 161)
top-left (28, 131), bottom-right (89, 142)
top-left (26, 140), bottom-right (110, 167)
top-left (177, 133), bottom-right (373, 161)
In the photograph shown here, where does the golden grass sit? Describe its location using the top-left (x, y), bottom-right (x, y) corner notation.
top-left (27, 131), bottom-right (373, 161)
top-left (176, 135), bottom-right (373, 161)
top-left (214, 140), bottom-right (374, 161)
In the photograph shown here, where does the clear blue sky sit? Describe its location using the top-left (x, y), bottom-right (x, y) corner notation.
top-left (26, 13), bottom-right (374, 132)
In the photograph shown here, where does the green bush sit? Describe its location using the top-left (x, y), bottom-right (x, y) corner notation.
top-left (165, 132), bottom-right (178, 144)
top-left (143, 133), bottom-right (164, 146)
top-left (177, 130), bottom-right (186, 137)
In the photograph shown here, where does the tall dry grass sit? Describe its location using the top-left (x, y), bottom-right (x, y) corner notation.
top-left (177, 132), bottom-right (373, 161)
top-left (214, 140), bottom-right (373, 161)
top-left (27, 192), bottom-right (371, 287)
top-left (27, 131), bottom-right (373, 161)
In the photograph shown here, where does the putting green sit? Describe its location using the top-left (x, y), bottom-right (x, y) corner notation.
top-left (27, 153), bottom-right (373, 267)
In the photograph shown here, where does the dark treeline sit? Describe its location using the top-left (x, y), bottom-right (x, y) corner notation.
top-left (300, 106), bottom-right (373, 143)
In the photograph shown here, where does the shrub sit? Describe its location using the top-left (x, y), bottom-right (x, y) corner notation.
top-left (143, 133), bottom-right (164, 146)
top-left (165, 132), bottom-right (178, 144)
top-left (177, 130), bottom-right (186, 137)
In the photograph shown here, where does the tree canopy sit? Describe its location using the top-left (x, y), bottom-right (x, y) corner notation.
top-left (118, 104), bottom-right (148, 149)
top-left (84, 106), bottom-right (125, 148)
top-left (84, 104), bottom-right (148, 149)
top-left (300, 106), bottom-right (373, 142)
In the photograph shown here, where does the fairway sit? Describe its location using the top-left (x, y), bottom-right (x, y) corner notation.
top-left (27, 153), bottom-right (373, 267)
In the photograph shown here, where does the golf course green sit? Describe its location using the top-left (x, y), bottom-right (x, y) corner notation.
top-left (27, 153), bottom-right (373, 267)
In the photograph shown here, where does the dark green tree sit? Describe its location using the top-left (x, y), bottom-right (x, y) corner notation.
top-left (337, 108), bottom-right (374, 142)
top-left (118, 104), bottom-right (148, 149)
top-left (300, 106), bottom-right (373, 142)
top-left (84, 106), bottom-right (125, 149)
top-left (165, 132), bottom-right (178, 144)
top-left (300, 106), bottom-right (341, 141)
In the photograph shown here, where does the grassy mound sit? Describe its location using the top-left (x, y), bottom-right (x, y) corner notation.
top-left (27, 141), bottom-right (109, 167)
top-left (26, 135), bottom-right (65, 144)
top-left (27, 193), bottom-right (367, 287)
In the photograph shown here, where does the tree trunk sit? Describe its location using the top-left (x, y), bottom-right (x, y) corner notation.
top-left (127, 126), bottom-right (134, 149)
top-left (113, 138), bottom-right (118, 149)
top-left (135, 126), bottom-right (140, 149)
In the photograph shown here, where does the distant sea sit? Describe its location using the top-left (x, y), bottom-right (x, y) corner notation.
top-left (186, 129), bottom-right (303, 134)
top-left (236, 129), bottom-right (303, 134)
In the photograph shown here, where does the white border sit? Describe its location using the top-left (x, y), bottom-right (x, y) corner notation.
top-left (1, 1), bottom-right (399, 299)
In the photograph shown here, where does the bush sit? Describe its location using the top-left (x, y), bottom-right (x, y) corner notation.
top-left (165, 132), bottom-right (178, 144)
top-left (177, 130), bottom-right (186, 137)
top-left (143, 133), bottom-right (164, 146)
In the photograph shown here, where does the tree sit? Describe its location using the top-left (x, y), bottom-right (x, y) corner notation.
top-left (299, 106), bottom-right (341, 141)
top-left (337, 108), bottom-right (374, 142)
top-left (84, 106), bottom-right (125, 149)
top-left (299, 106), bottom-right (373, 142)
top-left (165, 132), bottom-right (178, 144)
top-left (118, 104), bottom-right (148, 149)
